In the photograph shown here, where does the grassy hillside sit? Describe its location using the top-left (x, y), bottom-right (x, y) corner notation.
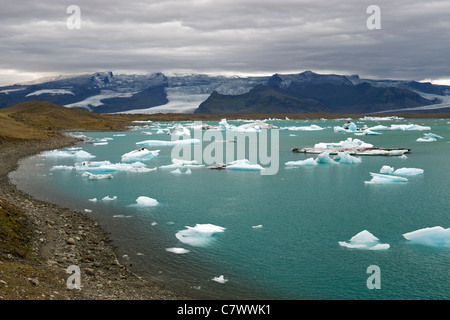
top-left (0, 101), bottom-right (150, 141)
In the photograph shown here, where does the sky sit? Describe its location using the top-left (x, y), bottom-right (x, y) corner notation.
top-left (1, 0), bottom-right (450, 85)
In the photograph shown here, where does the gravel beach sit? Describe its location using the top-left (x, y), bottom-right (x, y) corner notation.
top-left (0, 136), bottom-right (188, 300)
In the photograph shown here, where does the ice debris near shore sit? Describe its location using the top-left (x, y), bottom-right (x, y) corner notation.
top-left (339, 230), bottom-right (390, 250)
top-left (402, 226), bottom-right (450, 247)
top-left (121, 148), bottom-right (160, 162)
top-left (212, 275), bottom-right (228, 284)
top-left (165, 247), bottom-right (190, 254)
top-left (175, 224), bottom-right (225, 247)
top-left (82, 172), bottom-right (113, 180)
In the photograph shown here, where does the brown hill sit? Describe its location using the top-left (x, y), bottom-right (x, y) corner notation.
top-left (0, 101), bottom-right (148, 140)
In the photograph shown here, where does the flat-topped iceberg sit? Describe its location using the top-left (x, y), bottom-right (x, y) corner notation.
top-left (281, 125), bottom-right (324, 131)
top-left (403, 226), bottom-right (450, 247)
top-left (175, 224), bottom-right (226, 247)
top-left (379, 165), bottom-right (424, 176)
top-left (365, 172), bottom-right (408, 184)
top-left (41, 149), bottom-right (95, 159)
top-left (165, 248), bottom-right (190, 254)
top-left (285, 157), bottom-right (318, 167)
top-left (136, 138), bottom-right (200, 147)
top-left (339, 230), bottom-right (390, 250)
top-left (368, 124), bottom-right (431, 131)
top-left (75, 160), bottom-right (156, 173)
top-left (227, 159), bottom-right (264, 171)
top-left (121, 148), bottom-right (160, 162)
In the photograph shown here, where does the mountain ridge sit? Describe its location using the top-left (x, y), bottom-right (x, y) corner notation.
top-left (1, 70), bottom-right (448, 114)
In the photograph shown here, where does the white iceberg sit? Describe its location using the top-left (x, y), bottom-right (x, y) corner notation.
top-left (339, 230), bottom-right (390, 250)
top-left (171, 125), bottom-right (191, 136)
top-left (212, 275), bottom-right (228, 284)
top-left (135, 196), bottom-right (158, 207)
top-left (368, 124), bottom-right (431, 131)
top-left (136, 138), bottom-right (200, 147)
top-left (75, 161), bottom-right (156, 174)
top-left (365, 173), bottom-right (408, 184)
top-left (50, 165), bottom-right (75, 171)
top-left (227, 159), bottom-right (264, 171)
top-left (165, 248), bottom-right (190, 254)
top-left (416, 137), bottom-right (436, 142)
top-left (82, 172), bottom-right (113, 180)
top-left (285, 157), bottom-right (317, 167)
top-left (403, 226), bottom-right (450, 247)
top-left (314, 138), bottom-right (373, 149)
top-left (393, 168), bottom-right (424, 176)
top-left (41, 149), bottom-right (95, 159)
top-left (379, 165), bottom-right (395, 174)
top-left (281, 125), bottom-right (324, 131)
top-left (102, 196), bottom-right (117, 201)
top-left (175, 224), bottom-right (226, 247)
top-left (121, 148), bottom-right (160, 162)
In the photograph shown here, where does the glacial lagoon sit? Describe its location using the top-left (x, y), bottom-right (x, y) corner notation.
top-left (10, 117), bottom-right (449, 299)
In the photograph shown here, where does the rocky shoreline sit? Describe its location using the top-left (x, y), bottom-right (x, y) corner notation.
top-left (0, 136), bottom-right (188, 300)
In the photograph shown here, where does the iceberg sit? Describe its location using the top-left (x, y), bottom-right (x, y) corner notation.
top-left (135, 196), bottom-right (158, 207)
top-left (75, 161), bottom-right (156, 173)
top-left (333, 151), bottom-right (361, 164)
top-left (41, 149), bottom-right (95, 159)
top-left (121, 148), bottom-right (160, 162)
top-left (82, 172), bottom-right (113, 180)
top-left (212, 275), bottom-right (228, 284)
top-left (368, 124), bottom-right (431, 131)
top-left (171, 125), bottom-right (191, 136)
top-left (339, 230), bottom-right (390, 250)
top-left (285, 157), bottom-right (317, 166)
top-left (393, 168), bottom-right (424, 176)
top-left (365, 172), bottom-right (408, 184)
top-left (50, 165), bottom-right (75, 171)
top-left (314, 138), bottom-right (373, 149)
top-left (102, 196), bottom-right (117, 201)
top-left (403, 226), bottom-right (450, 247)
top-left (175, 224), bottom-right (225, 247)
top-left (227, 159), bottom-right (264, 171)
top-left (136, 138), bottom-right (200, 147)
top-left (416, 137), bottom-right (436, 142)
top-left (379, 165), bottom-right (395, 174)
top-left (165, 248), bottom-right (190, 254)
top-left (416, 133), bottom-right (443, 142)
top-left (315, 152), bottom-right (337, 164)
top-left (281, 125), bottom-right (324, 131)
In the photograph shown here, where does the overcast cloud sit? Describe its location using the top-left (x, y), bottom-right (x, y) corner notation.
top-left (1, 0), bottom-right (449, 85)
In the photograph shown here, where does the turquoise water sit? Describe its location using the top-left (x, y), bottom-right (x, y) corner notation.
top-left (10, 118), bottom-right (449, 300)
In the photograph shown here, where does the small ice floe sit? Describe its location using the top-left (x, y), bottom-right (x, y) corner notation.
top-left (364, 173), bottom-right (408, 184)
top-left (175, 224), bottom-right (226, 247)
top-left (339, 230), bottom-right (390, 250)
top-left (402, 226), bottom-right (450, 247)
top-left (170, 168), bottom-right (192, 175)
top-left (160, 158), bottom-right (202, 169)
top-left (315, 152), bottom-right (337, 164)
top-left (212, 275), bottom-right (228, 284)
top-left (281, 125), bottom-right (323, 131)
top-left (102, 196), bottom-right (117, 201)
top-left (416, 133), bottom-right (443, 142)
top-left (113, 215), bottom-right (133, 218)
top-left (252, 225), bottom-right (263, 229)
top-left (368, 124), bottom-right (431, 131)
top-left (227, 159), bottom-right (263, 171)
top-left (285, 157), bottom-right (318, 167)
top-left (121, 148), bottom-right (160, 162)
top-left (41, 149), bottom-right (95, 159)
top-left (333, 151), bottom-right (361, 164)
top-left (82, 172), bottom-right (113, 180)
top-left (88, 198), bottom-right (97, 202)
top-left (136, 138), bottom-right (200, 147)
top-left (165, 248), bottom-right (190, 254)
top-left (50, 165), bottom-right (75, 171)
top-left (151, 222), bottom-right (158, 226)
top-left (379, 166), bottom-right (424, 176)
top-left (135, 196), bottom-right (158, 207)
top-left (84, 209), bottom-right (92, 213)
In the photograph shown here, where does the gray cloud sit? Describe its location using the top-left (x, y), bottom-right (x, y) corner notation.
top-left (0, 0), bottom-right (449, 85)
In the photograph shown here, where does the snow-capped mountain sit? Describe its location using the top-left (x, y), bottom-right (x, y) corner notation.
top-left (0, 71), bottom-right (449, 114)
